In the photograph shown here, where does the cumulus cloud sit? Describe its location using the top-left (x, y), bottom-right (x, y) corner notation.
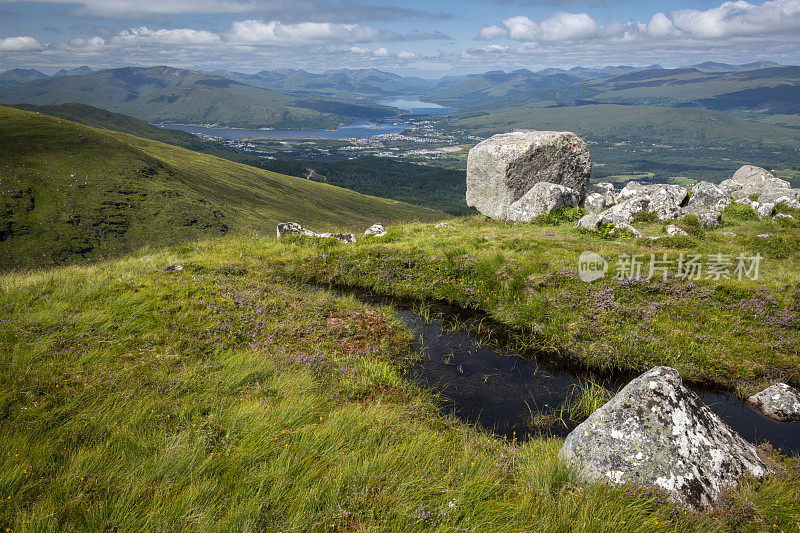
top-left (113, 27), bottom-right (220, 45)
top-left (0, 35), bottom-right (42, 51)
top-left (225, 20), bottom-right (380, 44)
top-left (479, 0), bottom-right (800, 43)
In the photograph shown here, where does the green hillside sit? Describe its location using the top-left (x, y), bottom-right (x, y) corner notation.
top-left (0, 66), bottom-right (395, 129)
top-left (0, 105), bottom-right (442, 271)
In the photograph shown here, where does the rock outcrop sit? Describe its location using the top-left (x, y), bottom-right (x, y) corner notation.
top-left (466, 131), bottom-right (591, 220)
top-left (559, 366), bottom-right (768, 511)
top-left (505, 182), bottom-right (580, 222)
top-left (277, 222), bottom-right (356, 243)
top-left (747, 383), bottom-right (800, 423)
top-left (618, 182), bottom-right (687, 220)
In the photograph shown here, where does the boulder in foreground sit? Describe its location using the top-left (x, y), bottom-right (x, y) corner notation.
top-left (559, 366), bottom-right (768, 511)
top-left (466, 131), bottom-right (591, 220)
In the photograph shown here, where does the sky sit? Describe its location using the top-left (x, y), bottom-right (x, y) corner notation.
top-left (1, 0), bottom-right (800, 77)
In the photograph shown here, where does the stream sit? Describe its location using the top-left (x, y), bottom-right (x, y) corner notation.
top-left (347, 289), bottom-right (800, 454)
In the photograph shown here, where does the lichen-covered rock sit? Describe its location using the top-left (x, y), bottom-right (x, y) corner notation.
top-left (575, 213), bottom-right (605, 231)
top-left (582, 183), bottom-right (617, 212)
top-left (758, 188), bottom-right (800, 209)
top-left (609, 223), bottom-right (645, 239)
top-left (364, 223), bottom-right (387, 237)
top-left (277, 222), bottom-right (355, 243)
top-left (687, 181), bottom-right (731, 212)
top-left (506, 182), bottom-right (580, 222)
top-left (466, 131), bottom-right (591, 220)
top-left (748, 383), bottom-right (800, 422)
top-left (732, 165), bottom-right (790, 190)
top-left (680, 206), bottom-right (722, 228)
top-left (598, 197), bottom-right (650, 225)
top-left (617, 182), bottom-right (687, 220)
top-left (666, 224), bottom-right (689, 236)
top-left (559, 367), bottom-right (768, 511)
top-left (718, 178), bottom-right (742, 196)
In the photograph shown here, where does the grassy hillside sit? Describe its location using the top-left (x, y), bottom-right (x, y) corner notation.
top-left (0, 105), bottom-right (442, 271)
top-left (1, 219), bottom-right (799, 530)
top-left (0, 66), bottom-right (395, 129)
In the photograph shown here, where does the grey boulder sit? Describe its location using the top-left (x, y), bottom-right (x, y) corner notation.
top-left (687, 181), bottom-right (731, 212)
top-left (747, 383), bottom-right (800, 422)
top-left (582, 183), bottom-right (617, 212)
top-left (598, 196), bottom-right (650, 225)
top-left (758, 188), bottom-right (800, 209)
top-left (466, 131), bottom-right (592, 220)
top-left (618, 182), bottom-right (687, 221)
top-left (364, 223), bottom-right (387, 237)
top-left (506, 182), bottom-right (580, 222)
top-left (575, 213), bottom-right (605, 231)
top-left (559, 367), bottom-right (768, 511)
top-left (732, 165), bottom-right (791, 190)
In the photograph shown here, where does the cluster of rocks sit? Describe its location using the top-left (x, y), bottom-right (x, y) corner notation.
top-left (559, 368), bottom-right (800, 511)
top-left (466, 131), bottom-right (797, 236)
top-left (277, 222), bottom-right (399, 243)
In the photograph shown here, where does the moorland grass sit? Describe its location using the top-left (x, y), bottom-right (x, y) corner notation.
top-left (2, 240), bottom-right (800, 531)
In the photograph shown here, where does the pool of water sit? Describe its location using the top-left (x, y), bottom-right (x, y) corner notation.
top-left (379, 98), bottom-right (455, 116)
top-left (156, 118), bottom-right (409, 140)
top-left (347, 288), bottom-right (800, 454)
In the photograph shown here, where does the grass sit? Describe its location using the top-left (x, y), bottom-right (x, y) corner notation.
top-left (0, 105), bottom-right (442, 271)
top-left (2, 237), bottom-right (800, 531)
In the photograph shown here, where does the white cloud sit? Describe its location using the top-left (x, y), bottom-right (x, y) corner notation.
top-left (0, 35), bottom-right (42, 51)
top-left (65, 36), bottom-right (106, 50)
top-left (480, 12), bottom-right (600, 42)
top-left (113, 27), bottom-right (220, 45)
top-left (373, 47), bottom-right (389, 56)
top-left (646, 13), bottom-right (677, 38)
top-left (225, 20), bottom-right (380, 44)
top-left (397, 51), bottom-right (415, 58)
top-left (0, 0), bottom-right (260, 17)
top-left (670, 0), bottom-right (800, 39)
top-left (477, 24), bottom-right (507, 40)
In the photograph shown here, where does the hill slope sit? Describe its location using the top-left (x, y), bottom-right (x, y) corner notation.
top-left (0, 105), bottom-right (441, 271)
top-left (0, 66), bottom-right (394, 129)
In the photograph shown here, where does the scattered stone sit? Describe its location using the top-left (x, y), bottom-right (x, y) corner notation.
top-left (680, 206), bottom-right (722, 228)
top-left (775, 213), bottom-right (795, 220)
top-left (609, 223), bottom-right (645, 238)
top-left (435, 222), bottom-right (454, 228)
top-left (277, 222), bottom-right (356, 244)
top-left (757, 234), bottom-right (772, 239)
top-left (466, 131), bottom-right (592, 220)
top-left (720, 231), bottom-right (737, 236)
top-left (597, 196), bottom-right (650, 225)
top-left (687, 181), bottom-right (731, 212)
top-left (747, 383), bottom-right (800, 423)
top-left (506, 182), bottom-right (580, 222)
top-left (582, 182), bottom-right (617, 212)
top-left (666, 224), bottom-right (689, 236)
top-left (559, 366), bottom-right (768, 511)
top-left (164, 265), bottom-right (184, 272)
top-left (364, 223), bottom-right (387, 237)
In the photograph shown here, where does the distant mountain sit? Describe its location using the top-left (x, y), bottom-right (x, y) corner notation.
top-left (213, 68), bottom-right (433, 100)
top-left (0, 66), bottom-right (395, 129)
top-left (0, 105), bottom-right (441, 270)
top-left (689, 61), bottom-right (781, 73)
top-left (53, 65), bottom-right (94, 77)
top-left (0, 68), bottom-right (47, 90)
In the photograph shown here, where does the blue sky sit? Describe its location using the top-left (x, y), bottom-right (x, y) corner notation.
top-left (1, 0), bottom-right (799, 76)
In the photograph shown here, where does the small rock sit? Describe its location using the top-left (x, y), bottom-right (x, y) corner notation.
top-left (719, 231), bottom-right (737, 236)
top-left (666, 224), bottom-right (688, 236)
top-left (747, 383), bottom-right (800, 422)
top-left (609, 223), bottom-right (645, 239)
top-left (757, 233), bottom-right (772, 239)
top-left (775, 213), bottom-right (795, 220)
top-left (435, 222), bottom-right (454, 228)
top-left (574, 213), bottom-right (605, 231)
top-left (277, 222), bottom-right (355, 244)
top-left (164, 265), bottom-right (184, 272)
top-left (506, 182), bottom-right (580, 222)
top-left (364, 223), bottom-right (387, 237)
top-left (559, 367), bottom-right (768, 510)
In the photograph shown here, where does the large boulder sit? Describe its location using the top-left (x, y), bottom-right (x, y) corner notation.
top-left (687, 181), bottom-right (731, 212)
top-left (466, 131), bottom-right (592, 220)
top-left (582, 183), bottom-right (617, 212)
top-left (732, 165), bottom-right (790, 190)
top-left (747, 383), bottom-right (800, 422)
top-left (506, 182), bottom-right (580, 222)
top-left (559, 367), bottom-right (768, 511)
